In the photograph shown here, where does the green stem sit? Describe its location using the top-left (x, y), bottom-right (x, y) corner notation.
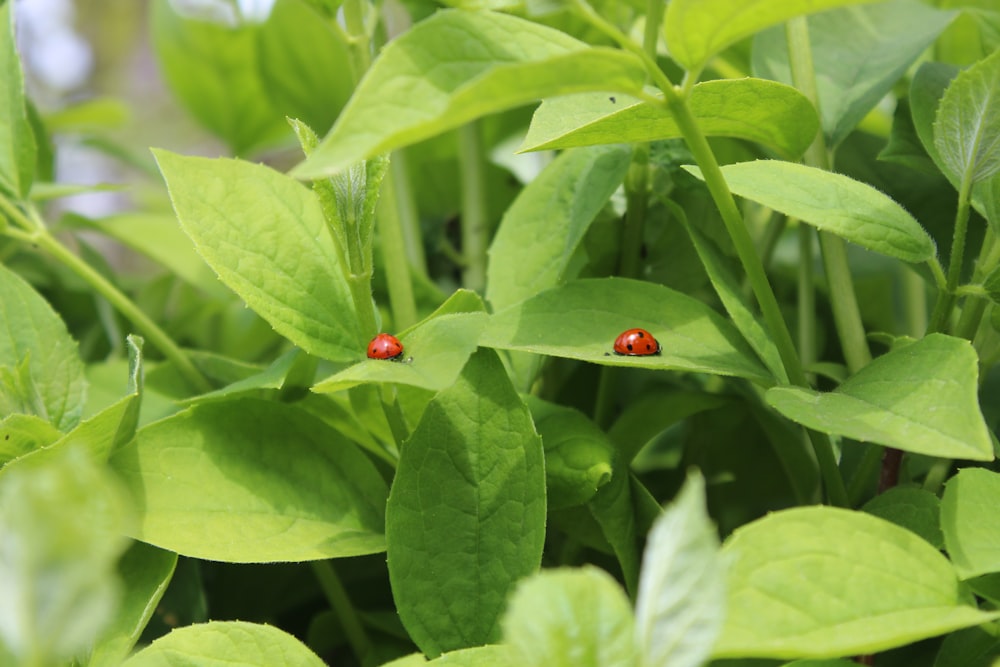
top-left (798, 224), bottom-right (817, 373)
top-left (901, 267), bottom-right (928, 338)
top-left (619, 145), bottom-right (649, 279)
top-left (310, 561), bottom-right (373, 663)
top-left (389, 150), bottom-right (428, 275)
top-left (1, 197), bottom-right (210, 392)
top-left (929, 173), bottom-right (974, 333)
top-left (342, 0), bottom-right (371, 84)
top-left (459, 122), bottom-right (488, 293)
top-left (378, 165), bottom-right (419, 330)
top-left (954, 227), bottom-right (998, 341)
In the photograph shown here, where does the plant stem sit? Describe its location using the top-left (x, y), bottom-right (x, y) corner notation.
top-left (954, 227), bottom-right (998, 341)
top-left (377, 165), bottom-right (419, 330)
top-left (459, 121), bottom-right (488, 293)
top-left (389, 150), bottom-right (428, 275)
top-left (929, 172), bottom-right (974, 333)
top-left (311, 561), bottom-right (373, 663)
top-left (342, 0), bottom-right (372, 83)
top-left (798, 224), bottom-right (817, 372)
top-left (0, 196), bottom-right (210, 392)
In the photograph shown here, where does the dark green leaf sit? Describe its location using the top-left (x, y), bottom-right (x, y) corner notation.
top-left (862, 486), bottom-right (943, 549)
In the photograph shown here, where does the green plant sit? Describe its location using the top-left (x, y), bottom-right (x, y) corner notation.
top-left (2, 0), bottom-right (1000, 665)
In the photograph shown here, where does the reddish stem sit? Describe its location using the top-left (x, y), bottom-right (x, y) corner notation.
top-left (878, 447), bottom-right (903, 494)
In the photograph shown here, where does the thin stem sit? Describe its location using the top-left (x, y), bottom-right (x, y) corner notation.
top-left (389, 150), bottom-right (428, 275)
top-left (929, 173), bottom-right (974, 333)
top-left (459, 122), bottom-right (488, 293)
top-left (310, 561), bottom-right (373, 663)
top-left (342, 0), bottom-right (372, 84)
top-left (954, 227), bottom-right (998, 341)
top-left (619, 145), bottom-right (649, 279)
top-left (377, 166), bottom-right (419, 330)
top-left (798, 224), bottom-right (817, 373)
top-left (901, 267), bottom-right (928, 338)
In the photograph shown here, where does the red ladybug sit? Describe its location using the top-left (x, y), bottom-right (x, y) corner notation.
top-left (367, 333), bottom-right (404, 360)
top-left (613, 328), bottom-right (661, 356)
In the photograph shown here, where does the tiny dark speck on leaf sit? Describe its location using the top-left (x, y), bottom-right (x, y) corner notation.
top-left (609, 96), bottom-right (616, 103)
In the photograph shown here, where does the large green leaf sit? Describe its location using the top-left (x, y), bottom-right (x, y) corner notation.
top-left (503, 567), bottom-right (637, 667)
top-left (151, 0), bottom-right (287, 154)
top-left (109, 398), bottom-right (388, 562)
top-left (386, 349), bottom-right (546, 657)
top-left (766, 334), bottom-right (993, 460)
top-left (0, 264), bottom-right (87, 432)
top-left (752, 0), bottom-right (956, 148)
top-left (292, 10), bottom-right (646, 178)
top-left (520, 79), bottom-right (818, 158)
top-left (481, 277), bottom-right (772, 384)
top-left (714, 506), bottom-right (1000, 658)
top-left (0, 1), bottom-right (35, 198)
top-left (381, 645), bottom-right (517, 667)
top-left (635, 472), bottom-right (726, 667)
top-left (941, 468), bottom-right (1000, 580)
top-left (935, 48), bottom-right (1000, 185)
top-left (120, 621), bottom-right (327, 667)
top-left (664, 0), bottom-right (880, 72)
top-left (154, 149), bottom-right (361, 361)
top-left (313, 291), bottom-right (487, 393)
top-left (687, 161), bottom-right (936, 263)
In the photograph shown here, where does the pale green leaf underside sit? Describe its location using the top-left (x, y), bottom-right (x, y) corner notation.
top-left (293, 10), bottom-right (645, 178)
top-left (0, 2), bottom-right (36, 198)
top-left (935, 48), bottom-right (1000, 184)
top-left (503, 567), bottom-right (636, 667)
top-left (942, 468), bottom-right (1000, 579)
top-left (664, 0), bottom-right (880, 72)
top-left (154, 149), bottom-right (361, 361)
top-left (481, 277), bottom-right (772, 383)
top-left (520, 78), bottom-right (818, 158)
top-left (386, 349), bottom-right (546, 657)
top-left (687, 160), bottom-right (936, 263)
top-left (0, 264), bottom-right (87, 432)
top-left (766, 334), bottom-right (993, 460)
top-left (715, 507), bottom-right (1000, 659)
top-left (121, 621), bottom-right (327, 667)
top-left (110, 398), bottom-right (388, 562)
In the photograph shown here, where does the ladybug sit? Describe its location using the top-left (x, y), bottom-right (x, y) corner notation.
top-left (367, 333), bottom-right (404, 360)
top-left (613, 328), bottom-right (661, 356)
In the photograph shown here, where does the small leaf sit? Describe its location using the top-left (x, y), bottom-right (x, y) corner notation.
top-left (686, 161), bottom-right (936, 263)
top-left (0, 447), bottom-right (131, 665)
top-left (0, 264), bottom-right (87, 432)
top-left (862, 486), bottom-right (944, 549)
top-left (767, 334), bottom-right (993, 460)
top-left (386, 349), bottom-right (546, 657)
top-left (525, 396), bottom-right (615, 510)
top-left (714, 506), bottom-right (1000, 659)
top-left (520, 78), bottom-right (818, 158)
top-left (293, 10), bottom-right (645, 178)
top-left (664, 0), bottom-right (878, 72)
top-left (151, 0), bottom-right (287, 154)
top-left (941, 468), bottom-right (1000, 580)
top-left (154, 149), bottom-right (361, 361)
top-left (110, 398), bottom-right (388, 562)
top-left (935, 48), bottom-right (1000, 185)
top-left (0, 2), bottom-right (36, 198)
top-left (481, 277), bottom-right (772, 383)
top-left (752, 0), bottom-right (956, 148)
top-left (313, 291), bottom-right (488, 393)
top-left (0, 414), bottom-right (62, 468)
top-left (635, 471), bottom-right (726, 667)
top-left (503, 567), bottom-right (637, 667)
top-left (120, 621), bottom-right (327, 667)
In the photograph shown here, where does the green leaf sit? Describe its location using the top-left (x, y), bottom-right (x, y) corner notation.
top-left (686, 161), bottom-right (936, 263)
top-left (0, 446), bottom-right (131, 665)
top-left (525, 396), bottom-right (615, 510)
top-left (86, 543), bottom-right (177, 667)
top-left (932, 625), bottom-right (1000, 667)
top-left (120, 621), bottom-right (327, 667)
top-left (381, 645), bottom-right (518, 667)
top-left (664, 0), bottom-right (879, 72)
top-left (935, 48), bottom-right (1000, 185)
top-left (292, 10), bottom-right (646, 179)
top-left (586, 468), bottom-right (641, 596)
top-left (312, 290), bottom-right (488, 393)
top-left (635, 471), bottom-right (726, 667)
top-left (109, 398), bottom-right (388, 562)
top-left (752, 0), bottom-right (956, 148)
top-left (0, 263), bottom-right (87, 432)
top-left (941, 468), bottom-right (1000, 580)
top-left (385, 349), bottom-right (546, 657)
top-left (502, 567), bottom-right (637, 667)
top-left (154, 149), bottom-right (361, 361)
top-left (481, 277), bottom-right (772, 384)
top-left (0, 414), bottom-right (62, 468)
top-left (714, 506), bottom-right (1000, 659)
top-left (520, 79), bottom-right (819, 158)
top-left (767, 334), bottom-right (993, 460)
top-left (255, 0), bottom-right (354, 135)
top-left (151, 0), bottom-right (287, 154)
top-left (862, 486), bottom-right (943, 549)
top-left (0, 1), bottom-right (35, 198)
